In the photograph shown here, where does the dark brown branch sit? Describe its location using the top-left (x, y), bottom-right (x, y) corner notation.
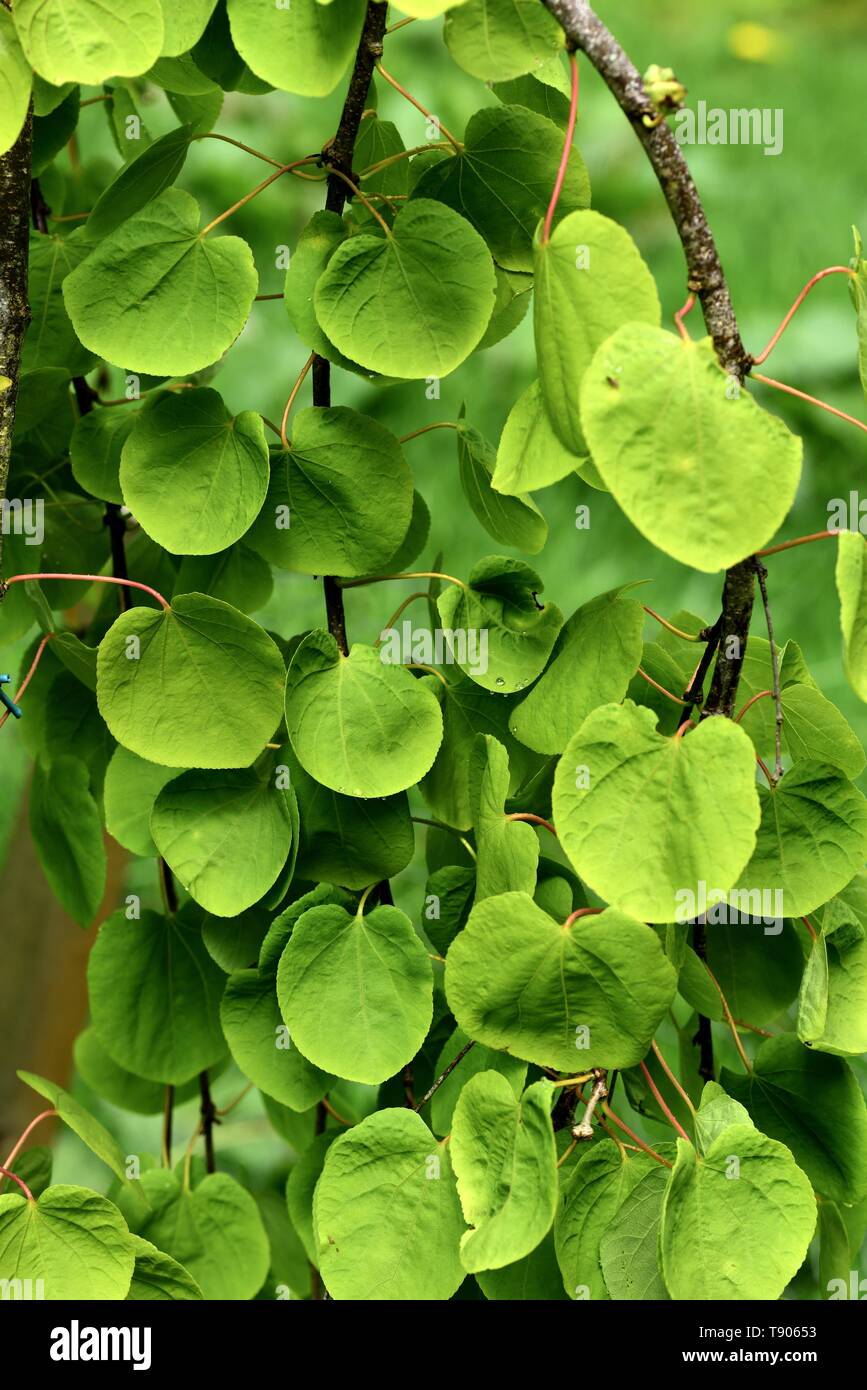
top-left (313, 0), bottom-right (387, 654)
top-left (414, 1040), bottom-right (475, 1112)
top-left (0, 107), bottom-right (34, 569)
top-left (542, 0), bottom-right (751, 379)
top-left (70, 374), bottom-right (133, 611)
top-left (198, 1071), bottom-right (216, 1175)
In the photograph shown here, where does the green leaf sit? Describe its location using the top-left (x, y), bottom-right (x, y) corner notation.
top-left (258, 884), bottom-right (351, 976)
top-left (282, 744), bottom-right (414, 890)
top-left (555, 1141), bottom-right (655, 1300)
top-left (781, 682), bottom-right (865, 779)
top-left (313, 1108), bottom-right (466, 1300)
top-left (469, 734), bottom-right (539, 901)
top-left (75, 1026), bottom-right (198, 1115)
top-left (476, 1232), bottom-right (568, 1299)
top-left (511, 586), bottom-right (644, 754)
top-left (30, 755), bottom-right (106, 926)
top-left (446, 891), bottom-right (677, 1070)
top-left (137, 1169), bottom-right (269, 1299)
top-left (285, 631), bottom-right (443, 797)
top-left (704, 920), bottom-right (804, 1025)
top-left (286, 1131), bottom-right (340, 1264)
top-left (159, 0), bottom-right (218, 56)
top-left (226, 0), bottom-right (366, 95)
top-left (456, 417), bottom-right (547, 553)
top-left (88, 908), bottom-right (228, 1084)
top-left (151, 763), bottom-right (293, 915)
top-left (277, 901), bottom-right (433, 1084)
top-left (437, 556), bottom-right (564, 694)
top-left (798, 896), bottom-right (867, 1056)
top-left (0, 9), bottom-right (32, 157)
top-left (451, 1073), bottom-right (557, 1271)
top-left (63, 188), bottom-right (258, 376)
top-left (534, 210), bottom-right (660, 454)
top-left (493, 379), bottom-right (585, 495)
top-left (818, 1203), bottom-right (851, 1298)
top-left (733, 761), bottom-right (867, 917)
top-left (0, 1148), bottom-right (52, 1201)
top-left (127, 1234), bottom-right (204, 1300)
top-left (104, 746), bottom-right (179, 857)
top-left (83, 123), bottom-right (191, 241)
top-left (443, 0), bottom-right (564, 81)
top-left (17, 1070), bottom-right (138, 1185)
top-left (581, 327), bottom-right (803, 571)
top-left (314, 200), bottom-right (496, 379)
top-left (422, 866), bottom-right (477, 958)
top-left (70, 404), bottom-right (136, 505)
top-left (119, 388), bottom-right (267, 554)
top-left (23, 230), bottom-right (97, 375)
top-left (476, 265), bottom-right (532, 351)
top-left (201, 905), bottom-right (269, 972)
top-left (413, 106), bottom-right (588, 273)
top-left (492, 70), bottom-right (571, 126)
top-left (836, 530), bottom-right (867, 700)
top-left (429, 1026), bottom-right (527, 1137)
top-left (660, 1125), bottom-right (816, 1300)
top-left (174, 545), bottom-right (272, 614)
top-left (420, 673), bottom-right (529, 831)
top-left (13, 0), bottom-right (164, 85)
top-left (722, 1034), bottom-right (867, 1203)
top-left (599, 1164), bottom-right (671, 1300)
top-left (553, 701), bottom-right (760, 922)
top-left (0, 1186), bottom-right (135, 1300)
top-left (221, 968), bottom-right (334, 1110)
top-left (96, 593), bottom-right (285, 769)
top-left (247, 408), bottom-right (413, 575)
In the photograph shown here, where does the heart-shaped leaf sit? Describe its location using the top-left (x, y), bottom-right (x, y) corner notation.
top-left (445, 891), bottom-right (677, 1070)
top-left (151, 761), bottom-right (293, 915)
top-left (469, 734), bottom-right (539, 901)
top-left (721, 1033), bottom-right (867, 1204)
top-left (798, 894), bottom-right (867, 1056)
top-left (226, 0), bottom-right (366, 95)
top-left (733, 760), bottom-right (867, 917)
top-left (553, 701), bottom-right (761, 922)
top-left (314, 200), bottom-right (496, 378)
top-left (247, 407), bottom-right (413, 575)
top-left (660, 1124), bottom-right (816, 1300)
top-left (63, 188), bottom-right (258, 376)
top-left (276, 901), bottom-right (433, 1084)
top-left (285, 631), bottom-right (443, 797)
top-left (119, 388), bottom-right (269, 555)
top-left (313, 1109), bottom-right (466, 1300)
top-left (580, 326), bottom-right (802, 571)
top-left (127, 1234), bottom-right (203, 1301)
top-left (88, 908), bottom-right (228, 1084)
top-left (137, 1169), bottom-right (269, 1300)
top-left (97, 593), bottom-right (285, 769)
top-left (413, 105), bottom-right (589, 273)
top-left (0, 1185), bottom-right (135, 1300)
top-left (456, 416), bottom-right (547, 552)
top-left (14, 0), bottom-right (164, 84)
top-left (836, 530), bottom-right (867, 700)
top-left (443, 0), bottom-right (564, 80)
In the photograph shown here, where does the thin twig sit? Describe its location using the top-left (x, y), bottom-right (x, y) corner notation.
top-left (753, 558), bottom-right (783, 781)
top-left (414, 1041), bottom-right (475, 1111)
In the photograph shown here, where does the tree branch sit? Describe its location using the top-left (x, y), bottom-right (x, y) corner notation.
top-left (0, 107), bottom-right (33, 570)
top-left (313, 0), bottom-right (388, 654)
top-left (541, 0), bottom-right (751, 378)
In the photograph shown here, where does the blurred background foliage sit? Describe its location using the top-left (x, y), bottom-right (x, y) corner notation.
top-left (2, 0), bottom-right (866, 1298)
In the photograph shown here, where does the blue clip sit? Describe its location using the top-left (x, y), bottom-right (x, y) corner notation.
top-left (0, 675), bottom-right (22, 720)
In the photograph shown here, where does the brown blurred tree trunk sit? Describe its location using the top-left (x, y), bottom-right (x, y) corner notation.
top-left (0, 776), bottom-right (127, 1153)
